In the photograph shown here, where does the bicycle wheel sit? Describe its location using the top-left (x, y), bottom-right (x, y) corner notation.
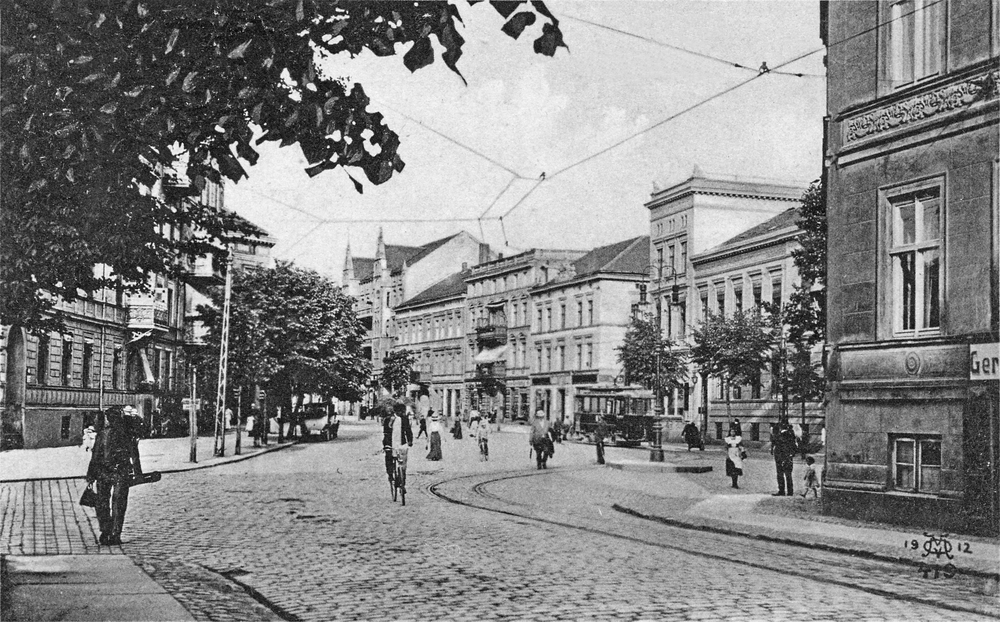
top-left (397, 467), bottom-right (406, 506)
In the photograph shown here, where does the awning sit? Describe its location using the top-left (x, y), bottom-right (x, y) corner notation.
top-left (473, 345), bottom-right (508, 364)
top-left (138, 349), bottom-right (155, 384)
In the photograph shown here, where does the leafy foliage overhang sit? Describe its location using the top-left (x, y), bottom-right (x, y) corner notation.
top-left (0, 0), bottom-right (565, 332)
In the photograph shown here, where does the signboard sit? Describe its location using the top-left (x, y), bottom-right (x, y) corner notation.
top-left (970, 343), bottom-right (999, 381)
top-left (181, 398), bottom-right (203, 410)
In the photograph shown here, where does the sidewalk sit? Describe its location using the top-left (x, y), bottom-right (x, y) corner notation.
top-left (599, 443), bottom-right (1000, 582)
top-left (0, 428), bottom-right (300, 482)
top-left (0, 426), bottom-right (316, 621)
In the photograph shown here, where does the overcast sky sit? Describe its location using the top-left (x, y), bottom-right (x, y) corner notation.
top-left (227, 0), bottom-right (826, 279)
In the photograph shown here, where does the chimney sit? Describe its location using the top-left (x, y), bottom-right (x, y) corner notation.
top-left (462, 262), bottom-right (468, 270)
top-left (478, 243), bottom-right (491, 264)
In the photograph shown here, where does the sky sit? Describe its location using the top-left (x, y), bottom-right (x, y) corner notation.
top-left (226, 1), bottom-right (826, 279)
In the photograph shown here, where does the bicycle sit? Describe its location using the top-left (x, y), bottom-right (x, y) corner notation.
top-left (385, 446), bottom-right (408, 505)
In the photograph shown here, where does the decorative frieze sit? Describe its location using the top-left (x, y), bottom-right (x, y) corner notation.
top-left (845, 69), bottom-right (999, 144)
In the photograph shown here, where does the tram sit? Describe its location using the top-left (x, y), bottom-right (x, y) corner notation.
top-left (574, 386), bottom-right (655, 446)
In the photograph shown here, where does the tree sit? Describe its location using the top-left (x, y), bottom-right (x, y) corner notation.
top-left (381, 349), bottom-right (415, 398)
top-left (616, 313), bottom-right (689, 394)
top-left (1, 1), bottom-right (566, 332)
top-left (690, 309), bottom-right (773, 427)
top-left (196, 260), bottom-right (369, 423)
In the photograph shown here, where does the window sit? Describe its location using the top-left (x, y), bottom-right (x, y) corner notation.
top-left (715, 422), bottom-right (724, 440)
top-left (890, 188), bottom-right (942, 334)
top-left (61, 415), bottom-right (72, 440)
top-left (887, 0), bottom-right (945, 89)
top-left (667, 245), bottom-right (675, 271)
top-left (679, 242), bottom-right (687, 272)
top-left (733, 283), bottom-right (743, 314)
top-left (587, 300), bottom-right (594, 325)
top-left (752, 281), bottom-right (763, 308)
top-left (36, 337), bottom-right (50, 386)
top-left (61, 338), bottom-right (73, 386)
top-left (522, 301), bottom-right (528, 327)
top-left (576, 344), bottom-right (583, 370)
top-left (537, 308), bottom-right (543, 332)
top-left (656, 247), bottom-right (663, 279)
top-left (536, 347), bottom-right (543, 372)
top-left (577, 301), bottom-right (584, 325)
top-left (585, 343), bottom-right (593, 368)
top-left (733, 385), bottom-right (742, 400)
top-left (560, 304), bottom-right (566, 329)
top-left (558, 345), bottom-right (565, 371)
top-left (678, 305), bottom-right (686, 339)
top-left (716, 287), bottom-right (726, 315)
top-left (544, 346), bottom-right (551, 372)
top-left (771, 277), bottom-right (782, 310)
top-left (82, 343), bottom-right (94, 388)
top-left (545, 307), bottom-right (552, 332)
top-left (892, 436), bottom-right (942, 493)
top-left (700, 290), bottom-right (709, 319)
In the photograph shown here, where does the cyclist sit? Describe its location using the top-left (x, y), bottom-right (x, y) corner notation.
top-left (382, 402), bottom-right (413, 491)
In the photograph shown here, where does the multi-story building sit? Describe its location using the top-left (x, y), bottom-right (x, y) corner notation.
top-left (822, 0), bottom-right (999, 534)
top-left (528, 237), bottom-right (650, 430)
top-left (645, 169), bottom-right (805, 439)
top-left (464, 249), bottom-right (585, 421)
top-left (392, 269), bottom-right (470, 419)
top-left (343, 230), bottom-right (491, 395)
top-left (690, 207), bottom-right (824, 444)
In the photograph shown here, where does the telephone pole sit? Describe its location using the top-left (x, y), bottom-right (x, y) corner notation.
top-left (213, 248), bottom-right (233, 457)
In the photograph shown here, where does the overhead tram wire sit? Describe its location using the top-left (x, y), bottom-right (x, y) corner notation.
top-left (558, 13), bottom-right (824, 78)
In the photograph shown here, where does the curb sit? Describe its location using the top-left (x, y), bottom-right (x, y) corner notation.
top-left (0, 440), bottom-right (300, 484)
top-left (612, 503), bottom-right (1000, 582)
top-left (605, 462), bottom-right (713, 474)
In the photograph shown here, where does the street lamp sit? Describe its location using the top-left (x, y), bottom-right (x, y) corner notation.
top-left (650, 262), bottom-right (680, 462)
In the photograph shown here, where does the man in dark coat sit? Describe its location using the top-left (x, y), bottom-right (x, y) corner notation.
top-left (87, 405), bottom-right (143, 545)
top-left (682, 421), bottom-right (704, 451)
top-left (772, 420), bottom-right (798, 496)
top-left (382, 402), bottom-right (413, 480)
top-left (594, 414), bottom-right (609, 465)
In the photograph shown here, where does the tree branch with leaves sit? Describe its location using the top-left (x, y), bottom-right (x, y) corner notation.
top-left (381, 349), bottom-right (415, 398)
top-left (616, 313), bottom-right (689, 394)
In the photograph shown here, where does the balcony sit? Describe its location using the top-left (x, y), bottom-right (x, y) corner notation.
top-left (187, 254), bottom-right (224, 287)
top-left (475, 320), bottom-right (507, 344)
top-left (125, 294), bottom-right (170, 331)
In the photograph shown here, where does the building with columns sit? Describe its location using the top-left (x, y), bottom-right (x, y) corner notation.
top-left (645, 168), bottom-right (804, 440)
top-left (822, 0), bottom-right (998, 534)
top-left (690, 207), bottom-right (824, 444)
top-left (528, 236), bottom-right (651, 430)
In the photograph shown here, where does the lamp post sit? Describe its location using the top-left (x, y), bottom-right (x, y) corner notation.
top-left (650, 262), bottom-right (679, 462)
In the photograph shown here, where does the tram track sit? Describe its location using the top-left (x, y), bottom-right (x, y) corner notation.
top-left (427, 467), bottom-right (1000, 619)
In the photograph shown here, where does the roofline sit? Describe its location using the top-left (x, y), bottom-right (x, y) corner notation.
top-left (394, 292), bottom-right (466, 313)
top-left (690, 225), bottom-right (800, 265)
top-left (466, 248), bottom-right (586, 279)
top-left (645, 174), bottom-right (804, 211)
top-left (530, 270), bottom-right (648, 295)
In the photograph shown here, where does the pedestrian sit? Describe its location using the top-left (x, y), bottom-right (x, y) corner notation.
top-left (682, 421), bottom-right (704, 451)
top-left (593, 413), bottom-right (608, 465)
top-left (475, 416), bottom-right (490, 461)
top-left (772, 420), bottom-right (797, 496)
top-left (382, 402), bottom-right (413, 488)
top-left (801, 456), bottom-right (820, 498)
top-left (416, 413), bottom-right (428, 444)
top-left (426, 409), bottom-right (443, 461)
top-left (551, 417), bottom-right (563, 444)
top-left (529, 410), bottom-right (551, 470)
top-left (729, 417), bottom-right (742, 437)
top-left (452, 412), bottom-right (464, 440)
top-left (86, 405), bottom-right (144, 545)
top-left (81, 423), bottom-right (97, 453)
top-left (725, 428), bottom-right (745, 489)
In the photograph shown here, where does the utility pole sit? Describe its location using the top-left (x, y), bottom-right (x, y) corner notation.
top-left (234, 389), bottom-right (242, 455)
top-left (214, 248), bottom-right (233, 458)
top-left (189, 369), bottom-right (198, 463)
top-left (650, 260), bottom-right (678, 463)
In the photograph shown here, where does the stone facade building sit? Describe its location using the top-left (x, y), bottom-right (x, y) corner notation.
top-left (691, 207), bottom-right (824, 444)
top-left (528, 237), bottom-right (651, 430)
top-left (463, 249), bottom-right (585, 421)
top-left (822, 0), bottom-right (999, 534)
top-left (646, 169), bottom-right (805, 440)
top-left (392, 269), bottom-right (470, 419)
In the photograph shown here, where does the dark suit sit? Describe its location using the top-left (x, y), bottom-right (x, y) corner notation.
top-left (383, 413), bottom-right (414, 476)
top-left (773, 426), bottom-right (797, 495)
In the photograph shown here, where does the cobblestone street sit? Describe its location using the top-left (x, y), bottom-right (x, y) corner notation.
top-left (4, 422), bottom-right (979, 621)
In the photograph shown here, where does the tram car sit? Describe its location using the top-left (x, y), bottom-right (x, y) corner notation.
top-left (574, 386), bottom-right (655, 446)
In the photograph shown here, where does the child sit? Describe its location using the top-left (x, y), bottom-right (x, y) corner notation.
top-left (475, 416), bottom-right (490, 461)
top-left (802, 456), bottom-right (820, 498)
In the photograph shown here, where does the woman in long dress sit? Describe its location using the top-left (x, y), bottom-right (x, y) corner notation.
top-left (724, 428), bottom-right (744, 489)
top-left (426, 409), bottom-right (443, 461)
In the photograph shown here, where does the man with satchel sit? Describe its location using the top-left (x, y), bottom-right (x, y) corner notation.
top-left (86, 405), bottom-right (144, 545)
